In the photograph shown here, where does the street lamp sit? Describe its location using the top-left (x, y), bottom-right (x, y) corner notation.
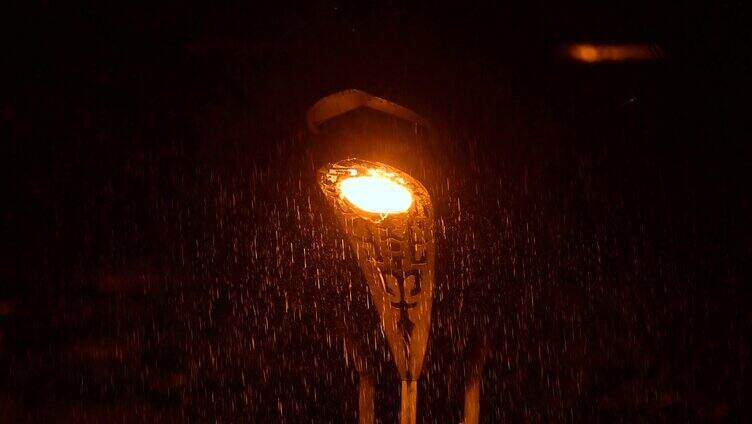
top-left (318, 159), bottom-right (434, 424)
top-left (308, 91), bottom-right (435, 424)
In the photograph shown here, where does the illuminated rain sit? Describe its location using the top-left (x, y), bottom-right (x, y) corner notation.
top-left (3, 2), bottom-right (747, 422)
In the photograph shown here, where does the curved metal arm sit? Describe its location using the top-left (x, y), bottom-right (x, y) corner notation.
top-left (307, 89), bottom-right (431, 134)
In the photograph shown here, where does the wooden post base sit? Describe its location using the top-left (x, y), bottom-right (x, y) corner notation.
top-left (358, 374), bottom-right (375, 424)
top-left (400, 380), bottom-right (418, 424)
top-left (463, 378), bottom-right (480, 424)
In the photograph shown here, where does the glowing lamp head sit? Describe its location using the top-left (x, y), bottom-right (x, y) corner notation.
top-left (320, 160), bottom-right (427, 220)
top-left (338, 171), bottom-right (413, 214)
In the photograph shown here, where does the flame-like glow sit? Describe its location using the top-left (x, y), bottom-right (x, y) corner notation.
top-left (565, 43), bottom-right (659, 63)
top-left (338, 173), bottom-right (413, 214)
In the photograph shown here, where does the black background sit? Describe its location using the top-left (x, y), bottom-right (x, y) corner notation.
top-left (3, 1), bottom-right (750, 422)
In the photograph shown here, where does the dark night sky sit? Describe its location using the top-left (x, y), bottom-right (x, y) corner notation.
top-left (3, 1), bottom-right (750, 422)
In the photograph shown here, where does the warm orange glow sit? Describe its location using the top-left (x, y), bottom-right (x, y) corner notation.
top-left (565, 43), bottom-right (660, 63)
top-left (575, 45), bottom-right (599, 62)
top-left (338, 171), bottom-right (413, 214)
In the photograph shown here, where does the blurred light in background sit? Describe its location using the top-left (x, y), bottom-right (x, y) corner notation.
top-left (562, 43), bottom-right (662, 63)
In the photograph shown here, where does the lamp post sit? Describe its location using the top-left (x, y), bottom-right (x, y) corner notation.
top-left (308, 91), bottom-right (435, 424)
top-left (319, 159), bottom-right (434, 424)
top-left (463, 336), bottom-right (491, 424)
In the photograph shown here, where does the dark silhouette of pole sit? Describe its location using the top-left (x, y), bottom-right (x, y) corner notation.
top-left (463, 336), bottom-right (491, 424)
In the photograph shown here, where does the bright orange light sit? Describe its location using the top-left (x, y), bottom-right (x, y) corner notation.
top-left (575, 45), bottom-right (599, 62)
top-left (338, 172), bottom-right (413, 214)
top-left (565, 43), bottom-right (660, 63)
